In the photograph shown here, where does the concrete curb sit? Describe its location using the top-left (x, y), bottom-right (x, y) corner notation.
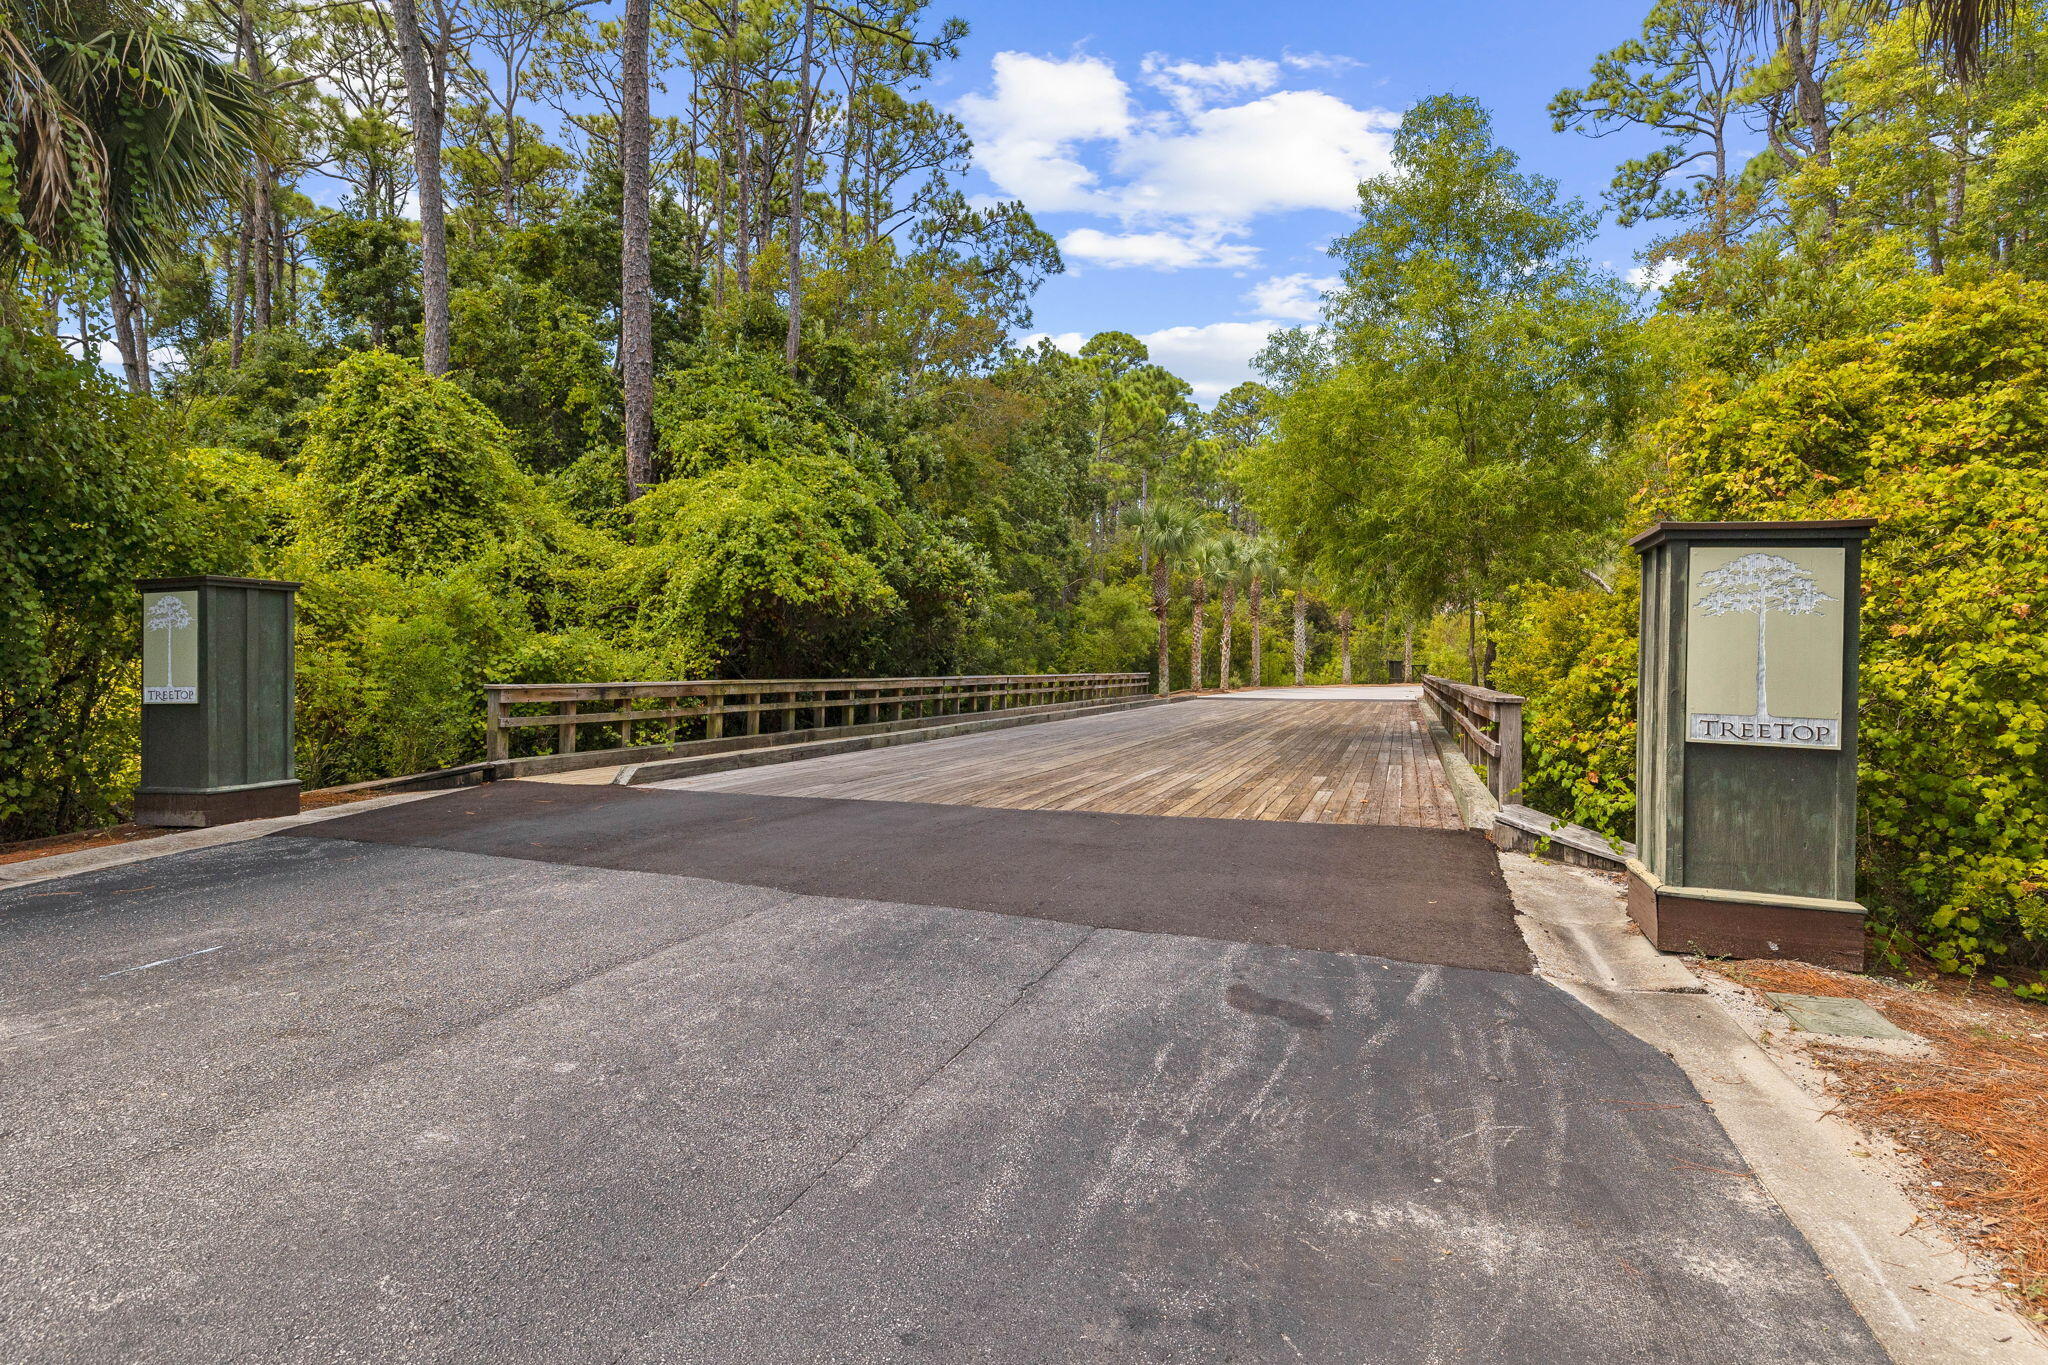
top-left (0, 790), bottom-right (456, 890)
top-left (1423, 712), bottom-right (1498, 830)
top-left (1501, 852), bottom-right (2048, 1364)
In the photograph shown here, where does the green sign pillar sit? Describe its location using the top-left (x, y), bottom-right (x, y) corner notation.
top-left (1626, 520), bottom-right (1874, 969)
top-left (134, 576), bottom-right (301, 828)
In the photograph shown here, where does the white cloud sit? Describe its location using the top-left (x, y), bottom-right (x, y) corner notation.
top-left (1627, 257), bottom-right (1683, 291)
top-left (1024, 321), bottom-right (1279, 403)
top-left (1243, 272), bottom-right (1339, 321)
top-left (954, 52), bottom-right (1132, 212)
top-left (1112, 90), bottom-right (1395, 224)
top-left (1138, 321), bottom-right (1279, 401)
top-left (1140, 54), bottom-right (1279, 116)
top-left (1062, 227), bottom-right (1259, 270)
top-left (1281, 51), bottom-right (1362, 72)
top-left (1025, 331), bottom-right (1090, 354)
top-left (958, 52), bottom-right (1398, 245)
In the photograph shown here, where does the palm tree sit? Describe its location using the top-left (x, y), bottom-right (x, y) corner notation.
top-left (1292, 584), bottom-right (1309, 686)
top-left (1209, 536), bottom-right (1255, 692)
top-left (1185, 535), bottom-right (1231, 693)
top-left (1243, 537), bottom-right (1278, 689)
top-left (1124, 501), bottom-right (1203, 696)
top-left (1, 0), bottom-right (264, 287)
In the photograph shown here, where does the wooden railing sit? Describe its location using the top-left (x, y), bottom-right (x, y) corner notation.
top-left (484, 673), bottom-right (1150, 764)
top-left (1421, 675), bottom-right (1525, 805)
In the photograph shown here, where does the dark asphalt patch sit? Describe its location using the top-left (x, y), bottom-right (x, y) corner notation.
top-left (298, 779), bottom-right (1530, 973)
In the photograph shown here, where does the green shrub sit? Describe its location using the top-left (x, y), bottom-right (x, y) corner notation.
top-left (1491, 578), bottom-right (1638, 841)
top-left (298, 350), bottom-right (523, 574)
top-left (283, 353), bottom-right (641, 785)
top-left (1640, 276), bottom-right (2048, 986)
top-left (450, 279), bottom-right (619, 473)
top-left (0, 326), bottom-right (249, 837)
top-left (1065, 580), bottom-right (1154, 676)
top-left (627, 352), bottom-right (988, 676)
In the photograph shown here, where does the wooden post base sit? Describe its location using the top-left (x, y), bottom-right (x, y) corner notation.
top-left (1625, 860), bottom-right (1865, 970)
top-left (134, 780), bottom-right (302, 829)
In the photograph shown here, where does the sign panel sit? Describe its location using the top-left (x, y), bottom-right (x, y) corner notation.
top-left (1685, 545), bottom-right (1844, 749)
top-left (142, 590), bottom-right (200, 704)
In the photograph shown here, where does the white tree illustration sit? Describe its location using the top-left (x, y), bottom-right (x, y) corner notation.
top-left (145, 596), bottom-right (194, 689)
top-left (1693, 553), bottom-right (1834, 720)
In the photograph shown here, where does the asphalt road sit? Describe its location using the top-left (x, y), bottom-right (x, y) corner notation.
top-left (0, 797), bottom-right (1888, 1364)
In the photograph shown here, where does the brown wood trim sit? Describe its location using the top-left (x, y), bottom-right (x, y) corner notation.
top-left (1627, 868), bottom-right (1865, 970)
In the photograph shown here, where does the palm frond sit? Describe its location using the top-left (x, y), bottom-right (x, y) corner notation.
top-left (0, 7), bottom-right (103, 264)
top-left (1727, 0), bottom-right (2016, 76)
top-left (2, 0), bottom-right (264, 274)
top-left (1913, 0), bottom-right (2015, 73)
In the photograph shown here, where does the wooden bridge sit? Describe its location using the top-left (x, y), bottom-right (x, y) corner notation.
top-left (484, 673), bottom-right (1511, 834)
top-left (659, 688), bottom-right (1466, 827)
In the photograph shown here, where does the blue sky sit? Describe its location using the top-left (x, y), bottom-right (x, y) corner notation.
top-left (929, 0), bottom-right (1668, 398)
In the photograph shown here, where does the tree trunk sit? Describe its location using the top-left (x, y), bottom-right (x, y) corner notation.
top-left (109, 268), bottom-right (144, 393)
top-left (502, 105), bottom-right (519, 227)
top-left (785, 0), bottom-right (817, 368)
top-left (1782, 0), bottom-right (1835, 232)
top-left (1339, 608), bottom-right (1353, 684)
top-left (269, 184), bottom-right (287, 326)
top-left (1218, 581), bottom-right (1236, 692)
top-left (620, 0), bottom-right (655, 498)
top-left (712, 57), bottom-right (730, 307)
top-left (1403, 621), bottom-right (1414, 681)
top-left (1189, 573), bottom-right (1206, 692)
top-left (1248, 574), bottom-right (1264, 687)
top-left (251, 170), bottom-right (273, 333)
top-left (390, 0), bottom-right (450, 374)
top-left (1292, 593), bottom-right (1307, 686)
top-left (132, 275), bottom-right (153, 393)
top-left (1137, 469), bottom-right (1149, 575)
top-left (1152, 556), bottom-right (1171, 696)
top-left (734, 61), bottom-right (752, 294)
top-left (228, 200), bottom-right (252, 366)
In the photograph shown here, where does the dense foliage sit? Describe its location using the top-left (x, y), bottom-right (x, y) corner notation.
top-left (0, 328), bottom-right (237, 833)
top-left (1448, 3), bottom-right (2048, 987)
top-left (1645, 278), bottom-right (2048, 983)
top-left (0, 0), bottom-right (1316, 840)
top-left (1241, 96), bottom-right (1653, 679)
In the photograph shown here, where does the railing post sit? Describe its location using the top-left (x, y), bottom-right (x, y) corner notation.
top-left (1495, 699), bottom-right (1523, 805)
top-left (557, 701), bottom-right (578, 755)
top-left (485, 689), bottom-right (508, 762)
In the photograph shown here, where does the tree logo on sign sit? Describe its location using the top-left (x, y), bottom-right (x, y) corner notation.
top-left (1693, 552), bottom-right (1834, 721)
top-left (146, 595), bottom-right (194, 689)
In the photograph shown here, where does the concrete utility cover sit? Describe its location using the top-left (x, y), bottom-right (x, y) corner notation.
top-left (1766, 992), bottom-right (1916, 1041)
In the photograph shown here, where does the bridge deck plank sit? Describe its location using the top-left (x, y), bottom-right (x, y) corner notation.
top-left (660, 696), bottom-right (1465, 830)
